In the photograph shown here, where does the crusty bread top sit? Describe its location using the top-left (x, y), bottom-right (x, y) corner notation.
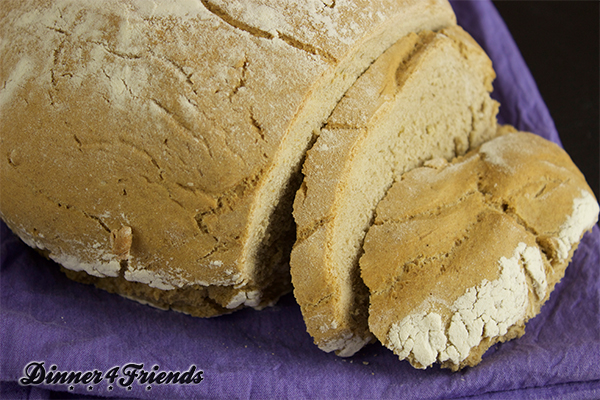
top-left (361, 131), bottom-right (599, 370)
top-left (0, 0), bottom-right (456, 312)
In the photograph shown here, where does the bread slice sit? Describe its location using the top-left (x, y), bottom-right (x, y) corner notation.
top-left (0, 0), bottom-right (456, 316)
top-left (361, 131), bottom-right (599, 370)
top-left (291, 26), bottom-right (499, 356)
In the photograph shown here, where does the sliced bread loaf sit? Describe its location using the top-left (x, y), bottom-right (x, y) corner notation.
top-left (291, 25), bottom-right (498, 356)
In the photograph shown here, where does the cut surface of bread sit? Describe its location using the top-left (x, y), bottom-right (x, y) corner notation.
top-left (291, 25), bottom-right (499, 356)
top-left (0, 0), bottom-right (456, 316)
top-left (361, 131), bottom-right (599, 370)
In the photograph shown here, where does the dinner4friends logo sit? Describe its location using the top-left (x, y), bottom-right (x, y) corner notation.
top-left (19, 361), bottom-right (204, 392)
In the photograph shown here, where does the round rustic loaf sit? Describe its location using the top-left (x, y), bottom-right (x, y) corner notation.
top-left (0, 0), bottom-right (456, 316)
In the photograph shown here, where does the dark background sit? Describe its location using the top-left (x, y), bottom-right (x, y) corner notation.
top-left (492, 1), bottom-right (599, 202)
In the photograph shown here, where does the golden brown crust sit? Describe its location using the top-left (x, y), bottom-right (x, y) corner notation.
top-left (361, 131), bottom-right (599, 370)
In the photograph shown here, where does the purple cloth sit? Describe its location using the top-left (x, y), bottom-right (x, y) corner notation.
top-left (1, 1), bottom-right (599, 399)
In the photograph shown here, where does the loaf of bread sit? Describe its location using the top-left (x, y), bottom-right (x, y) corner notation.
top-left (0, 0), bottom-right (455, 316)
top-left (360, 130), bottom-right (599, 370)
top-left (291, 25), bottom-right (498, 356)
top-left (2, 0), bottom-right (597, 371)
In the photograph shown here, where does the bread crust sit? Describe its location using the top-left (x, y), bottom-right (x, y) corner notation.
top-left (361, 131), bottom-right (599, 370)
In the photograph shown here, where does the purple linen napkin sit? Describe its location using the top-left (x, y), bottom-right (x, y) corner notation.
top-left (1, 1), bottom-right (599, 399)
